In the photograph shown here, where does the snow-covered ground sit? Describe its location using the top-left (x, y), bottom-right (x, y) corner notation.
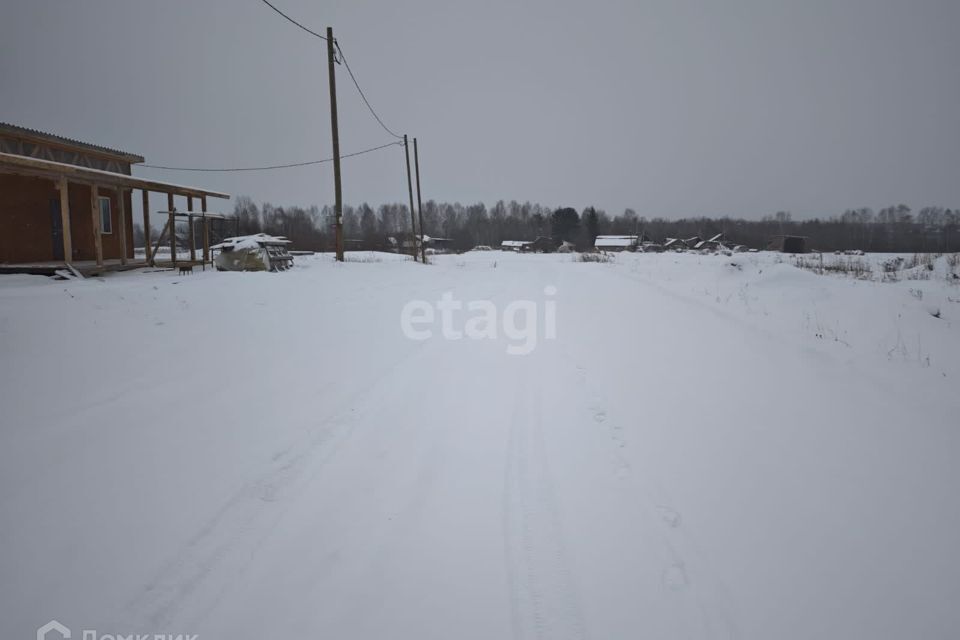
top-left (1, 251), bottom-right (958, 639)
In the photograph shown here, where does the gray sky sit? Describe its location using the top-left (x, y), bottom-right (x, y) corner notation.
top-left (2, 0), bottom-right (958, 218)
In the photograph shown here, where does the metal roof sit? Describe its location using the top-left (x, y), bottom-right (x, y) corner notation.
top-left (0, 122), bottom-right (145, 163)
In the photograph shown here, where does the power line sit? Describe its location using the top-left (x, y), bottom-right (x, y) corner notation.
top-left (335, 40), bottom-right (404, 140)
top-left (258, 0), bottom-right (327, 40)
top-left (257, 2), bottom-right (404, 141)
top-left (140, 141), bottom-right (402, 172)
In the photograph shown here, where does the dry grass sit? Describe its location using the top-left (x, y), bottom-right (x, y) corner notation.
top-left (795, 254), bottom-right (872, 279)
top-left (796, 252), bottom-right (960, 283)
top-left (577, 253), bottom-right (614, 263)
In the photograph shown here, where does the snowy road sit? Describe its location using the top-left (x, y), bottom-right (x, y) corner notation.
top-left (2, 252), bottom-right (959, 639)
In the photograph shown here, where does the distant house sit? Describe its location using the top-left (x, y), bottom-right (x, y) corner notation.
top-left (768, 235), bottom-right (808, 253)
top-left (0, 122), bottom-right (229, 275)
top-left (389, 234), bottom-right (449, 255)
top-left (522, 236), bottom-right (561, 253)
top-left (663, 238), bottom-right (687, 251)
top-left (396, 235), bottom-right (418, 254)
top-left (693, 233), bottom-right (721, 250)
top-left (423, 235), bottom-right (455, 253)
top-left (502, 237), bottom-right (558, 253)
top-left (595, 235), bottom-right (638, 251)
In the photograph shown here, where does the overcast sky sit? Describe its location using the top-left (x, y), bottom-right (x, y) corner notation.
top-left (2, 0), bottom-right (958, 218)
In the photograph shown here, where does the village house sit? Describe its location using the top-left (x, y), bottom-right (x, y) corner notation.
top-left (694, 233), bottom-right (726, 252)
top-left (387, 234), bottom-right (453, 255)
top-left (0, 122), bottom-right (229, 275)
top-left (522, 236), bottom-right (561, 253)
top-left (594, 235), bottom-right (639, 251)
top-left (423, 235), bottom-right (455, 253)
top-left (501, 240), bottom-right (530, 252)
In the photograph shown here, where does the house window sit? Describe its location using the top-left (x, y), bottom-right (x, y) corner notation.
top-left (98, 196), bottom-right (112, 234)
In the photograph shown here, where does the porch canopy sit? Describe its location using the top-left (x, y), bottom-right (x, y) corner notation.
top-left (0, 151), bottom-right (229, 271)
top-left (0, 151), bottom-right (228, 199)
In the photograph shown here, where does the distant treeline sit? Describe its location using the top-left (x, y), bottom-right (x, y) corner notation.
top-left (216, 197), bottom-right (960, 253)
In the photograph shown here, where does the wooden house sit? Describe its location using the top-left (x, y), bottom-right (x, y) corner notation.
top-left (522, 236), bottom-right (561, 253)
top-left (0, 122), bottom-right (229, 275)
top-left (594, 235), bottom-right (639, 251)
top-left (501, 240), bottom-right (530, 252)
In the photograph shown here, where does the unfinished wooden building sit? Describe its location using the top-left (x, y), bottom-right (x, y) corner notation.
top-left (0, 122), bottom-right (229, 275)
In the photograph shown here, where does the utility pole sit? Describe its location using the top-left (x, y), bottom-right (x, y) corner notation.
top-left (414, 138), bottom-right (426, 263)
top-left (327, 26), bottom-right (344, 261)
top-left (403, 134), bottom-right (418, 262)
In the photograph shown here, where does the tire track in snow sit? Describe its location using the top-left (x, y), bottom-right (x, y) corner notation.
top-left (503, 374), bottom-right (589, 640)
top-left (125, 339), bottom-right (440, 630)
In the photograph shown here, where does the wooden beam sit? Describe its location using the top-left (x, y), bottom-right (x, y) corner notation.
top-left (167, 193), bottom-right (176, 266)
top-left (58, 176), bottom-right (73, 264)
top-left (116, 187), bottom-right (128, 265)
top-left (151, 218), bottom-right (169, 262)
top-left (91, 184), bottom-right (103, 266)
top-left (142, 190), bottom-right (152, 265)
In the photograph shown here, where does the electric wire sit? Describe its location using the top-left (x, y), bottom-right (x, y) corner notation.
top-left (140, 141), bottom-right (402, 172)
top-left (334, 40), bottom-right (404, 140)
top-left (258, 0), bottom-right (327, 40)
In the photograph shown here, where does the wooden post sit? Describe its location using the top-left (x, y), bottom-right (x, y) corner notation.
top-left (327, 26), bottom-right (344, 262)
top-left (142, 189), bottom-right (152, 265)
top-left (188, 215), bottom-right (196, 263)
top-left (167, 192), bottom-right (176, 266)
top-left (91, 185), bottom-right (103, 266)
top-left (58, 177), bottom-right (73, 264)
top-left (414, 138), bottom-right (426, 263)
top-left (201, 195), bottom-right (210, 270)
top-left (403, 135), bottom-right (418, 261)
top-left (117, 187), bottom-right (128, 265)
top-left (187, 195), bottom-right (195, 262)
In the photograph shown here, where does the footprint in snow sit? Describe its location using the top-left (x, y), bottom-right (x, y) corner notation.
top-left (657, 506), bottom-right (682, 529)
top-left (662, 563), bottom-right (689, 591)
